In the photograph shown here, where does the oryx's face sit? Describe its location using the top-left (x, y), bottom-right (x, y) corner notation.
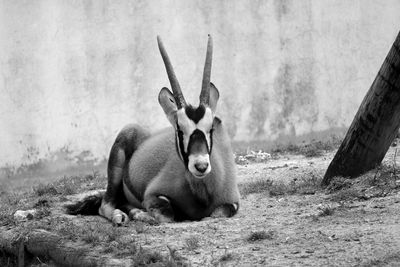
top-left (157, 35), bottom-right (220, 178)
top-left (176, 105), bottom-right (214, 177)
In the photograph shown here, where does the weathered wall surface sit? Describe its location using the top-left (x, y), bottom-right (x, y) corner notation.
top-left (1, 0), bottom-right (400, 169)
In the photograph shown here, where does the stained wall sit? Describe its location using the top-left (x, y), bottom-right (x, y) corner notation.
top-left (1, 0), bottom-right (400, 169)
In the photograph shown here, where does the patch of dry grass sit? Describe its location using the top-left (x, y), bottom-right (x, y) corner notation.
top-left (247, 230), bottom-right (275, 242)
top-left (132, 247), bottom-right (165, 265)
top-left (358, 251), bottom-right (400, 267)
top-left (219, 251), bottom-right (235, 263)
top-left (0, 171), bottom-right (190, 266)
top-left (328, 164), bottom-right (400, 203)
top-left (0, 172), bottom-right (106, 227)
top-left (271, 137), bottom-right (341, 157)
top-left (33, 172), bottom-right (106, 197)
top-left (239, 172), bottom-right (321, 197)
top-left (317, 204), bottom-right (335, 216)
top-left (239, 178), bottom-right (274, 196)
top-left (233, 135), bottom-right (341, 163)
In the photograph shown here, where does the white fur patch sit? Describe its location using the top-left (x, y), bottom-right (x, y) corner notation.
top-left (176, 109), bottom-right (196, 152)
top-left (197, 108), bottom-right (213, 150)
top-left (188, 153), bottom-right (211, 178)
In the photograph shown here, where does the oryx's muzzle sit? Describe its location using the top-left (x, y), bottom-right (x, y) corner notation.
top-left (187, 129), bottom-right (212, 178)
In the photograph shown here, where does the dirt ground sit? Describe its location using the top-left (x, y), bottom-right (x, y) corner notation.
top-left (54, 147), bottom-right (399, 267)
top-left (2, 146), bottom-right (400, 266)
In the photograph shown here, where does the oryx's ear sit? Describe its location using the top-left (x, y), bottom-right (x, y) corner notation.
top-left (209, 83), bottom-right (220, 114)
top-left (158, 87), bottom-right (178, 126)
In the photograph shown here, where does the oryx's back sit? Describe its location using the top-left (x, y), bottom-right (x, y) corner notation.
top-left (125, 128), bottom-right (178, 197)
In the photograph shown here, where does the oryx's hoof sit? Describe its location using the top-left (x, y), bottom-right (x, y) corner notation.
top-left (112, 209), bottom-right (129, 226)
top-left (210, 203), bottom-right (239, 218)
top-left (153, 212), bottom-right (174, 223)
top-left (148, 196), bottom-right (174, 223)
top-left (129, 209), bottom-right (158, 225)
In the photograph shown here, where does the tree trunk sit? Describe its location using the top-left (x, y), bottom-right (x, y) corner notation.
top-left (0, 227), bottom-right (133, 267)
top-left (322, 31), bottom-right (400, 186)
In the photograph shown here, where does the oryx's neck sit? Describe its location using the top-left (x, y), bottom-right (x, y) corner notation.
top-left (186, 174), bottom-right (213, 207)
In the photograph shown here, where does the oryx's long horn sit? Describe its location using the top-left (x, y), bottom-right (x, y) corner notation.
top-left (157, 36), bottom-right (186, 108)
top-left (199, 35), bottom-right (213, 106)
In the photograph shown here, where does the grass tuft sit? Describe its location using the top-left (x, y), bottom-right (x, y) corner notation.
top-left (35, 206), bottom-right (51, 219)
top-left (166, 245), bottom-right (188, 266)
top-left (33, 183), bottom-right (59, 196)
top-left (247, 230), bottom-right (275, 242)
top-left (185, 236), bottom-right (200, 251)
top-left (132, 246), bottom-right (164, 266)
top-left (317, 204), bottom-right (335, 216)
top-left (219, 249), bottom-right (235, 262)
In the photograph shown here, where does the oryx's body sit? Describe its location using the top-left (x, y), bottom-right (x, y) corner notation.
top-left (66, 35), bottom-right (240, 224)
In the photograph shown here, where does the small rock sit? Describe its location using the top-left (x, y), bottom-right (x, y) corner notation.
top-left (328, 234), bottom-right (337, 241)
top-left (14, 209), bottom-right (37, 221)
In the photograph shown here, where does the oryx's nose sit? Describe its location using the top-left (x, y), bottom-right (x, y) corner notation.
top-left (195, 162), bottom-right (209, 173)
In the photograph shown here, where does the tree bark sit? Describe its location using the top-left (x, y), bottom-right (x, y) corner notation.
top-left (322, 31), bottom-right (400, 186)
top-left (0, 227), bottom-right (133, 267)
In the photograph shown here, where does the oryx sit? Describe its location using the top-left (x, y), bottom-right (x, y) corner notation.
top-left (66, 35), bottom-right (240, 224)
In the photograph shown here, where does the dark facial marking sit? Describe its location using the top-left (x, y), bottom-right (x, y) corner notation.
top-left (185, 104), bottom-right (206, 124)
top-left (175, 124), bottom-right (188, 167)
top-left (188, 129), bottom-right (209, 155)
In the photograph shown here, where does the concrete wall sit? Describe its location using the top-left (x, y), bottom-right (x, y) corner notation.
top-left (1, 0), bottom-right (400, 169)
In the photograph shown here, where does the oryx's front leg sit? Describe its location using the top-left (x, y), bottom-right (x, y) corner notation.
top-left (99, 157), bottom-right (129, 226)
top-left (99, 146), bottom-right (129, 225)
top-left (101, 124), bottom-right (151, 226)
top-left (210, 203), bottom-right (239, 218)
top-left (99, 201), bottom-right (129, 226)
top-left (142, 195), bottom-right (175, 223)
